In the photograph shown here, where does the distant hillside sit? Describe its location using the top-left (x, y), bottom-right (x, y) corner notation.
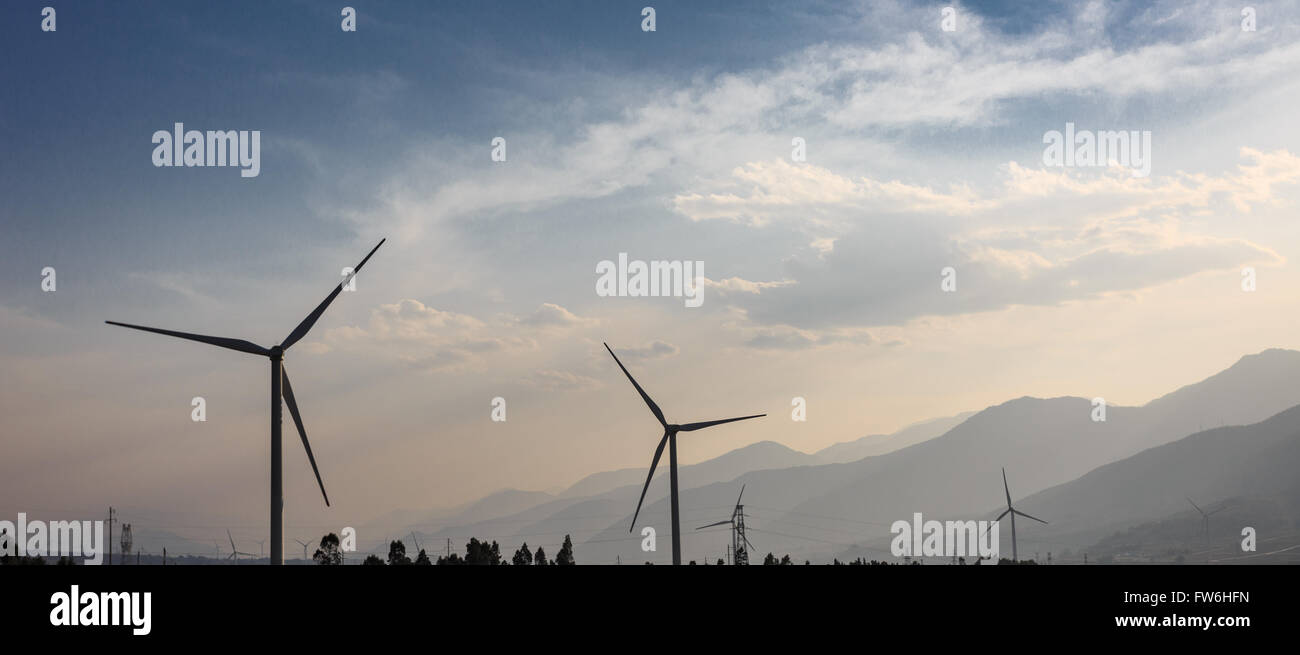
top-left (578, 349), bottom-right (1300, 564)
top-left (397, 413), bottom-right (966, 554)
top-left (1085, 496), bottom-right (1300, 564)
top-left (559, 440), bottom-right (818, 500)
top-left (1010, 402), bottom-right (1300, 554)
top-left (813, 411), bottom-right (974, 463)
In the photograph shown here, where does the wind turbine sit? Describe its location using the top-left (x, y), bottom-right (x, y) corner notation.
top-left (226, 530), bottom-right (255, 566)
top-left (408, 532), bottom-right (431, 562)
top-left (696, 484), bottom-right (755, 565)
top-left (991, 468), bottom-right (1047, 562)
top-left (1186, 497), bottom-right (1224, 543)
top-left (605, 342), bottom-right (765, 565)
top-left (294, 538), bottom-right (312, 561)
top-left (107, 239), bottom-right (385, 565)
top-left (255, 539), bottom-right (266, 559)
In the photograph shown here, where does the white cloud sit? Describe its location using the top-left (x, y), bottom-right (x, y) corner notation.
top-left (511, 303), bottom-right (599, 329)
top-left (353, 2), bottom-right (1300, 243)
top-left (523, 369), bottom-right (603, 392)
top-left (614, 340), bottom-right (680, 361)
top-left (309, 299), bottom-right (536, 371)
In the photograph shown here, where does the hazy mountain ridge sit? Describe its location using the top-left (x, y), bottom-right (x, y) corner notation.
top-left (578, 349), bottom-right (1300, 563)
top-left (811, 411), bottom-right (975, 463)
top-left (392, 349), bottom-right (1300, 565)
top-left (558, 440), bottom-right (819, 500)
top-left (394, 413), bottom-right (966, 548)
top-left (1012, 402), bottom-right (1300, 553)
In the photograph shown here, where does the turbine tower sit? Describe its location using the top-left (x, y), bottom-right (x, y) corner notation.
top-left (1186, 496), bottom-right (1224, 543)
top-left (107, 239), bottom-right (385, 565)
top-left (605, 342), bottom-right (765, 565)
top-left (696, 484), bottom-right (755, 565)
top-left (992, 467), bottom-right (1048, 562)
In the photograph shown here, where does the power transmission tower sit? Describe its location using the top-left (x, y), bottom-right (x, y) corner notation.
top-left (106, 507), bottom-right (118, 565)
top-left (733, 502), bottom-right (750, 566)
top-left (120, 524), bottom-right (133, 565)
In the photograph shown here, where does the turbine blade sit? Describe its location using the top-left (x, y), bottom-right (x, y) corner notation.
top-left (696, 520), bottom-right (733, 530)
top-left (1186, 496), bottom-right (1205, 516)
top-left (1002, 468), bottom-right (1012, 509)
top-left (677, 414), bottom-right (766, 432)
top-left (227, 529), bottom-right (236, 552)
top-left (1012, 509), bottom-right (1048, 525)
top-left (732, 484), bottom-right (745, 520)
top-left (985, 509), bottom-right (1011, 536)
top-left (105, 321), bottom-right (269, 356)
top-left (604, 343), bottom-right (667, 427)
top-left (628, 433), bottom-right (669, 532)
top-left (281, 239), bottom-right (385, 350)
top-left (282, 367), bottom-right (330, 507)
top-left (743, 534), bottom-right (757, 553)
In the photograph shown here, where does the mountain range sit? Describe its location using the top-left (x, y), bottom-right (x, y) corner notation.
top-left (387, 348), bottom-right (1300, 564)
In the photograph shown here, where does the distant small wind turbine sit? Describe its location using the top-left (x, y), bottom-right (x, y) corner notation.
top-left (605, 342), bottom-right (765, 565)
top-left (696, 484), bottom-right (755, 565)
top-left (990, 468), bottom-right (1048, 562)
top-left (1186, 496), bottom-right (1224, 543)
top-left (227, 530), bottom-right (255, 566)
top-left (107, 239), bottom-right (385, 564)
top-left (295, 538), bottom-right (312, 561)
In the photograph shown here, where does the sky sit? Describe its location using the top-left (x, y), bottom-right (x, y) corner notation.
top-left (3, 0), bottom-right (1300, 548)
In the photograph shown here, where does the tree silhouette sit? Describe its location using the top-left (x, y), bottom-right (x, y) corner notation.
top-left (512, 542), bottom-right (532, 566)
top-left (415, 549), bottom-right (431, 565)
top-left (387, 539), bottom-right (411, 565)
top-left (533, 546), bottom-right (547, 566)
top-left (362, 554), bottom-right (385, 565)
top-left (312, 533), bottom-right (343, 566)
top-left (464, 537), bottom-right (502, 565)
top-left (555, 534), bottom-right (576, 565)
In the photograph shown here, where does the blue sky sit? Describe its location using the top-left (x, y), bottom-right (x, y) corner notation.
top-left (3, 0), bottom-right (1300, 548)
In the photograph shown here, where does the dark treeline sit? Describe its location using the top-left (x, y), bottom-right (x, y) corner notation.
top-left (312, 533), bottom-right (578, 566)
top-left (309, 532), bottom-right (819, 565)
